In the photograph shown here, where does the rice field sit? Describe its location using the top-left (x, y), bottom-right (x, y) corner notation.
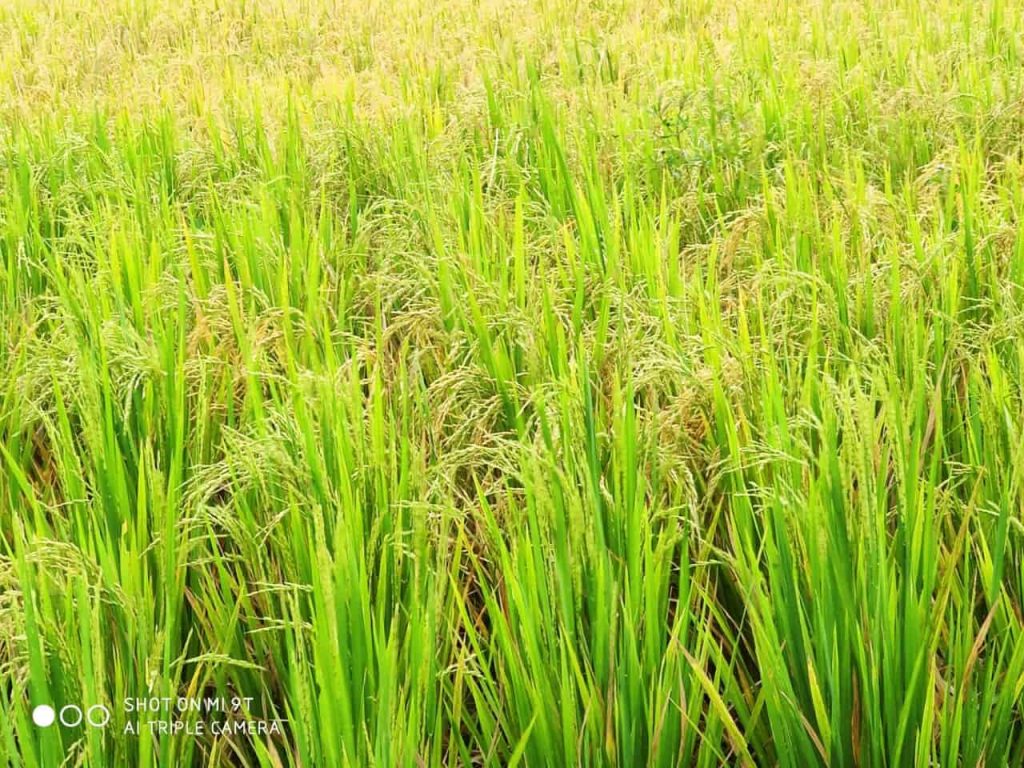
top-left (2, 0), bottom-right (1024, 765)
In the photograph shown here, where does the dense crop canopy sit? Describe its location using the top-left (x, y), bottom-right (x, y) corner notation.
top-left (1, 0), bottom-right (1023, 765)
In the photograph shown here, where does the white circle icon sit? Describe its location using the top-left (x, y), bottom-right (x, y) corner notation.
top-left (59, 705), bottom-right (83, 728)
top-left (32, 705), bottom-right (56, 727)
top-left (86, 705), bottom-right (111, 728)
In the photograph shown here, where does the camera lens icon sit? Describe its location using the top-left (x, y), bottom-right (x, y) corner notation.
top-left (32, 704), bottom-right (110, 729)
top-left (32, 705), bottom-right (55, 727)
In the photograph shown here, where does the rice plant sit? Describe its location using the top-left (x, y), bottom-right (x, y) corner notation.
top-left (1, 0), bottom-right (1023, 765)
